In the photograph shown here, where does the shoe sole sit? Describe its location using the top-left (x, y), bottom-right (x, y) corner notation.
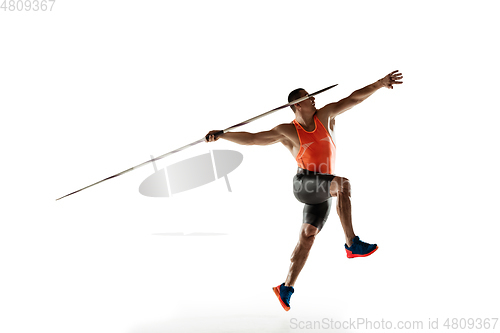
top-left (346, 245), bottom-right (378, 258)
top-left (272, 286), bottom-right (290, 311)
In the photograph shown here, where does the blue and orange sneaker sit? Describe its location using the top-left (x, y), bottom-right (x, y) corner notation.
top-left (345, 236), bottom-right (378, 258)
top-left (273, 283), bottom-right (294, 311)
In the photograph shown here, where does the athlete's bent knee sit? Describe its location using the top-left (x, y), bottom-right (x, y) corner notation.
top-left (302, 223), bottom-right (319, 237)
top-left (340, 177), bottom-right (351, 197)
top-left (330, 176), bottom-right (351, 197)
top-left (300, 234), bottom-right (315, 249)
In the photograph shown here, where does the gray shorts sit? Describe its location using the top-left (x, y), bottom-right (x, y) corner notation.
top-left (293, 168), bottom-right (336, 230)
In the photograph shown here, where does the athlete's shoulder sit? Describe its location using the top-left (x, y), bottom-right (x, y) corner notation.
top-left (274, 122), bottom-right (295, 130)
top-left (316, 105), bottom-right (336, 120)
top-left (272, 123), bottom-right (297, 139)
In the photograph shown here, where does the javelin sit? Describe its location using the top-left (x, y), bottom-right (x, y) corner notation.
top-left (55, 83), bottom-right (338, 201)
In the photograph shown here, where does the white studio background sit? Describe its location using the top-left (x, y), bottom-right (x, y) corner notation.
top-left (1, 1), bottom-right (499, 333)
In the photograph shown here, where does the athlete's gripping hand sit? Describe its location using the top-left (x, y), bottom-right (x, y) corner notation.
top-left (379, 70), bottom-right (403, 89)
top-left (205, 130), bottom-right (223, 142)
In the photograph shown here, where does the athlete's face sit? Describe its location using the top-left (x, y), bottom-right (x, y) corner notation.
top-left (296, 90), bottom-right (316, 113)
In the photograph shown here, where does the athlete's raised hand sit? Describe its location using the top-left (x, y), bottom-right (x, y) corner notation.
top-left (379, 70), bottom-right (403, 89)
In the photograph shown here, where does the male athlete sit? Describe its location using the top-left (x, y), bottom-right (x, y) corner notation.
top-left (205, 70), bottom-right (403, 311)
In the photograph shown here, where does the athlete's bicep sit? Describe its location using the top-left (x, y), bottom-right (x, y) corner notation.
top-left (319, 95), bottom-right (360, 119)
top-left (252, 125), bottom-right (286, 146)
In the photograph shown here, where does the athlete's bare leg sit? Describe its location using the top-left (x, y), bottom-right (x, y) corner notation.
top-left (284, 223), bottom-right (319, 287)
top-left (330, 177), bottom-right (356, 247)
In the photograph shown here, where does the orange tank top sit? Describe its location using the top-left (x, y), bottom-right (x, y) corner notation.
top-left (293, 114), bottom-right (336, 174)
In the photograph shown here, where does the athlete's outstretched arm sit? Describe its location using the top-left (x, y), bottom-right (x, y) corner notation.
top-left (320, 70), bottom-right (403, 119)
top-left (205, 125), bottom-right (286, 146)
